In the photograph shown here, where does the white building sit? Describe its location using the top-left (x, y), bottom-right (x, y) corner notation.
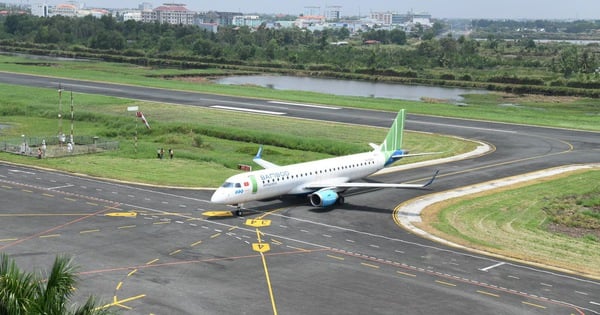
top-left (141, 3), bottom-right (197, 25)
top-left (31, 3), bottom-right (49, 17)
top-left (232, 15), bottom-right (262, 28)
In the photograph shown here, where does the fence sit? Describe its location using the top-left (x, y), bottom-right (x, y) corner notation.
top-left (0, 135), bottom-right (119, 158)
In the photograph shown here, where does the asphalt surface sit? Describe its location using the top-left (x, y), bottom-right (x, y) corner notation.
top-left (0, 71), bottom-right (599, 314)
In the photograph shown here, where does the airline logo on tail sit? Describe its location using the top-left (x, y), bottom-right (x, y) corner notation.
top-left (380, 109), bottom-right (407, 166)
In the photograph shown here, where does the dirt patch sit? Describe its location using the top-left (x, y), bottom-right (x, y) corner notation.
top-left (498, 92), bottom-right (581, 103)
top-left (547, 223), bottom-right (600, 239)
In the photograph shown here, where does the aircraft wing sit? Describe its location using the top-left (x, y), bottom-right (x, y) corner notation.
top-left (253, 146), bottom-right (279, 169)
top-left (305, 170), bottom-right (439, 190)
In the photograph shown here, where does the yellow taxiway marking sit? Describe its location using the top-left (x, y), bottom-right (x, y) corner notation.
top-left (0, 238), bottom-right (18, 242)
top-left (477, 290), bottom-right (499, 298)
top-left (260, 251), bottom-right (278, 315)
top-left (361, 262), bottom-right (380, 269)
top-left (190, 240), bottom-right (202, 247)
top-left (118, 225), bottom-right (136, 229)
top-left (80, 229), bottom-right (100, 234)
top-left (86, 202), bottom-right (98, 206)
top-left (436, 280), bottom-right (456, 287)
top-left (327, 254), bottom-right (344, 261)
top-left (396, 270), bottom-right (416, 277)
top-left (252, 243), bottom-right (271, 253)
top-left (42, 193), bottom-right (54, 197)
top-left (169, 249), bottom-right (181, 256)
top-left (127, 269), bottom-right (138, 277)
top-left (228, 226), bottom-right (237, 231)
top-left (146, 258), bottom-right (159, 265)
top-left (98, 294), bottom-right (146, 311)
top-left (116, 282), bottom-right (123, 291)
top-left (21, 189), bottom-right (32, 193)
top-left (64, 197), bottom-right (77, 202)
top-left (1, 185), bottom-right (12, 189)
top-left (522, 301), bottom-right (546, 309)
top-left (202, 211), bottom-right (234, 217)
top-left (40, 234), bottom-right (60, 238)
top-left (245, 219), bottom-right (272, 227)
top-left (153, 221), bottom-right (169, 225)
top-left (105, 211), bottom-right (137, 218)
top-left (210, 233), bottom-right (221, 239)
top-left (287, 245), bottom-right (307, 251)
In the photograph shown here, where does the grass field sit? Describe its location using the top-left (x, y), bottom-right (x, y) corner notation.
top-left (419, 170), bottom-right (600, 278)
top-left (1, 55), bottom-right (599, 131)
top-left (0, 83), bottom-right (473, 187)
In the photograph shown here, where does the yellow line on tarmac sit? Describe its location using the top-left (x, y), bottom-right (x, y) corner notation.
top-left (127, 269), bottom-right (138, 277)
top-left (118, 225), bottom-right (136, 229)
top-left (116, 282), bottom-right (123, 291)
top-left (260, 252), bottom-right (278, 315)
top-left (42, 193), bottom-right (54, 197)
top-left (39, 234), bottom-right (60, 238)
top-left (396, 270), bottom-right (416, 277)
top-left (522, 301), bottom-right (546, 309)
top-left (477, 290), bottom-right (499, 298)
top-left (153, 221), bottom-right (169, 225)
top-left (435, 280), bottom-right (456, 287)
top-left (169, 249), bottom-right (181, 256)
top-left (361, 262), bottom-right (380, 269)
top-left (327, 254), bottom-right (344, 261)
top-left (86, 202), bottom-right (98, 206)
top-left (210, 233), bottom-right (221, 239)
top-left (80, 229), bottom-right (100, 234)
top-left (64, 197), bottom-right (77, 202)
top-left (0, 238), bottom-right (18, 242)
top-left (190, 240), bottom-right (202, 247)
top-left (146, 258), bottom-right (159, 265)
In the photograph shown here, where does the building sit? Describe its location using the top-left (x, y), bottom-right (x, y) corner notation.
top-left (325, 6), bottom-right (342, 21)
top-left (232, 15), bottom-right (262, 28)
top-left (141, 3), bottom-right (197, 25)
top-left (51, 3), bottom-right (78, 17)
top-left (31, 3), bottom-right (49, 17)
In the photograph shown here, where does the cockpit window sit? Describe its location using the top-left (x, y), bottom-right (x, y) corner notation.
top-left (235, 183), bottom-right (242, 188)
top-left (221, 182), bottom-right (234, 188)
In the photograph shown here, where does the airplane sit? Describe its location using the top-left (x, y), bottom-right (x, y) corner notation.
top-left (210, 109), bottom-right (439, 215)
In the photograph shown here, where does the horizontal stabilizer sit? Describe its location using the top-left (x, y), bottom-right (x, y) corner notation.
top-left (391, 152), bottom-right (443, 159)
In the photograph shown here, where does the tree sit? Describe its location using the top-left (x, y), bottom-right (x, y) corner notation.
top-left (0, 253), bottom-right (113, 315)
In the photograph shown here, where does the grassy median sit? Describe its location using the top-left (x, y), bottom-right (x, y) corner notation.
top-left (419, 170), bottom-right (600, 278)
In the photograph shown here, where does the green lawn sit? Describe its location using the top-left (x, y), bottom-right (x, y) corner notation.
top-left (420, 170), bottom-right (600, 278)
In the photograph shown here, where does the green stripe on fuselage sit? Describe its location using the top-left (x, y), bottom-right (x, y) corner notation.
top-left (250, 175), bottom-right (258, 194)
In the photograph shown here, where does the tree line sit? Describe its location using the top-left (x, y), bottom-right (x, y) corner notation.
top-left (1, 14), bottom-right (600, 93)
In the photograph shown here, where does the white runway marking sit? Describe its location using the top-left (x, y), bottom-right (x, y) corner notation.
top-left (268, 101), bottom-right (340, 110)
top-left (210, 105), bottom-right (285, 115)
top-left (480, 262), bottom-right (505, 272)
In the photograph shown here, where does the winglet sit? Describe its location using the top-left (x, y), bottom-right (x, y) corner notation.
top-left (423, 170), bottom-right (440, 188)
top-left (255, 145), bottom-right (264, 160)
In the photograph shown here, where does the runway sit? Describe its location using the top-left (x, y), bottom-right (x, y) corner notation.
top-left (0, 71), bottom-right (599, 314)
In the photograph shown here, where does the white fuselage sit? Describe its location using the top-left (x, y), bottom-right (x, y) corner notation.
top-left (210, 150), bottom-right (386, 205)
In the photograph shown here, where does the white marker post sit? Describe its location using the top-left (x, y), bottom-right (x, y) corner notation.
top-left (127, 106), bottom-right (139, 153)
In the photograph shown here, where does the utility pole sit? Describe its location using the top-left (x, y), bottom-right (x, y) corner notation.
top-left (58, 83), bottom-right (64, 145)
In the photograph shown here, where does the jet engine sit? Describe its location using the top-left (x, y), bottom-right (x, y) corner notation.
top-left (309, 189), bottom-right (339, 207)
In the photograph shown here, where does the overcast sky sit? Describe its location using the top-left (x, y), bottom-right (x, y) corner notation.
top-left (9, 0), bottom-right (600, 19)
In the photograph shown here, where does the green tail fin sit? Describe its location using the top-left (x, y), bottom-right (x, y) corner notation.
top-left (380, 109), bottom-right (405, 159)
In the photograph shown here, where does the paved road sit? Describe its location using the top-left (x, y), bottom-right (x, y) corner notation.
top-left (0, 72), bottom-right (599, 314)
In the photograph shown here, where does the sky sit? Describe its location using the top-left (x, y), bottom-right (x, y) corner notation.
top-left (8, 0), bottom-right (600, 19)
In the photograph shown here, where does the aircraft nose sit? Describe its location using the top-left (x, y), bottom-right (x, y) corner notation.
top-left (210, 188), bottom-right (226, 204)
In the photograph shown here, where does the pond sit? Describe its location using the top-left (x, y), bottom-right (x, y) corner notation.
top-left (214, 75), bottom-right (488, 102)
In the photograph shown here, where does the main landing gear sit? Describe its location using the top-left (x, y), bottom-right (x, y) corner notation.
top-left (234, 204), bottom-right (244, 216)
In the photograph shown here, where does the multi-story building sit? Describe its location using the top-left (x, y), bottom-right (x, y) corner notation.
top-left (232, 15), bottom-right (262, 28)
top-left (325, 6), bottom-right (342, 21)
top-left (141, 3), bottom-right (197, 25)
top-left (31, 3), bottom-right (49, 17)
